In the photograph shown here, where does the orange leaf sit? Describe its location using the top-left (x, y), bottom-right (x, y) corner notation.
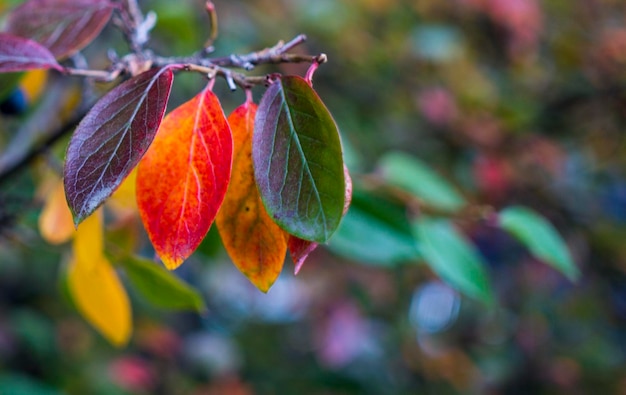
top-left (137, 87), bottom-right (233, 270)
top-left (38, 179), bottom-right (74, 244)
top-left (216, 102), bottom-right (287, 292)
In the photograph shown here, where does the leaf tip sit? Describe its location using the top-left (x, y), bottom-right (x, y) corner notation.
top-left (161, 257), bottom-right (184, 271)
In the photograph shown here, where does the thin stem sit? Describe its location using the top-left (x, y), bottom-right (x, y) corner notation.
top-left (304, 54), bottom-right (328, 86)
top-left (64, 67), bottom-right (119, 81)
top-left (204, 1), bottom-right (218, 49)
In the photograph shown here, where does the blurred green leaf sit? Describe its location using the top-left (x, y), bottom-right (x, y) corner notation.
top-left (378, 151), bottom-right (466, 212)
top-left (0, 373), bottom-right (64, 395)
top-left (414, 217), bottom-right (493, 303)
top-left (329, 188), bottom-right (420, 265)
top-left (0, 72), bottom-right (22, 102)
top-left (120, 255), bottom-right (206, 313)
top-left (11, 309), bottom-right (55, 360)
top-left (409, 24), bottom-right (463, 62)
top-left (499, 206), bottom-right (579, 281)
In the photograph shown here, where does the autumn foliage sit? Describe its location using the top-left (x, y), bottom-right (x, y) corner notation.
top-left (0, 0), bottom-right (578, 352)
top-left (0, 0), bottom-right (349, 344)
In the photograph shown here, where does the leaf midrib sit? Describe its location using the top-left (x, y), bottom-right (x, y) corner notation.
top-left (278, 81), bottom-right (328, 240)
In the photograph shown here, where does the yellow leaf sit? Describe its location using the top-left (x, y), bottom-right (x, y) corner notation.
top-left (20, 69), bottom-right (47, 103)
top-left (108, 168), bottom-right (138, 220)
top-left (38, 180), bottom-right (74, 244)
top-left (216, 102), bottom-right (287, 292)
top-left (67, 256), bottom-right (132, 347)
top-left (73, 209), bottom-right (103, 270)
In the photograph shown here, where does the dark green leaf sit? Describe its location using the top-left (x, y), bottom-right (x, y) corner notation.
top-left (64, 68), bottom-right (173, 225)
top-left (414, 217), bottom-right (493, 303)
top-left (378, 151), bottom-right (465, 212)
top-left (253, 75), bottom-right (345, 243)
top-left (120, 255), bottom-right (206, 312)
top-left (329, 188), bottom-right (420, 265)
top-left (499, 206), bottom-right (579, 281)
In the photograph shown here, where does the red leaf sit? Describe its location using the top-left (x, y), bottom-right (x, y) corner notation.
top-left (5, 0), bottom-right (115, 59)
top-left (64, 68), bottom-right (174, 225)
top-left (289, 236), bottom-right (318, 275)
top-left (137, 87), bottom-right (233, 270)
top-left (0, 33), bottom-right (62, 72)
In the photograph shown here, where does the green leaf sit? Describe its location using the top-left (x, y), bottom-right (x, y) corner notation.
top-left (0, 373), bottom-right (64, 395)
top-left (378, 151), bottom-right (465, 212)
top-left (329, 188), bottom-right (420, 265)
top-left (498, 206), bottom-right (579, 281)
top-left (0, 72), bottom-right (23, 103)
top-left (119, 255), bottom-right (206, 313)
top-left (414, 217), bottom-right (493, 303)
top-left (253, 75), bottom-right (345, 243)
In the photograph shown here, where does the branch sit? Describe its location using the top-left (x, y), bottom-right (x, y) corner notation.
top-left (0, 108), bottom-right (89, 185)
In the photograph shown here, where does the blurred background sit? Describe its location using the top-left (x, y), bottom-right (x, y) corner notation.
top-left (2, 0), bottom-right (626, 394)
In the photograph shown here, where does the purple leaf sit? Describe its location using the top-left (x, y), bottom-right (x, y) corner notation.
top-left (5, 0), bottom-right (115, 59)
top-left (64, 68), bottom-right (174, 225)
top-left (253, 76), bottom-right (345, 243)
top-left (0, 33), bottom-right (62, 72)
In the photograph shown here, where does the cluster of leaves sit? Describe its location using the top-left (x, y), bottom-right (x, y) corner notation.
top-left (330, 152), bottom-right (579, 304)
top-left (0, 0), bottom-right (348, 345)
top-left (0, 0), bottom-right (580, 350)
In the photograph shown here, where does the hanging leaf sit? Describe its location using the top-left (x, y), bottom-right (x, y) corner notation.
top-left (67, 208), bottom-right (131, 346)
top-left (38, 179), bottom-right (74, 245)
top-left (137, 86), bottom-right (232, 270)
top-left (329, 188), bottom-right (420, 265)
top-left (289, 236), bottom-right (317, 274)
top-left (120, 255), bottom-right (206, 312)
top-left (64, 68), bottom-right (174, 225)
top-left (216, 101), bottom-right (287, 292)
top-left (253, 75), bottom-right (345, 243)
top-left (5, 0), bottom-right (115, 59)
top-left (73, 209), bottom-right (104, 270)
top-left (414, 217), bottom-right (493, 303)
top-left (0, 33), bottom-right (62, 72)
top-left (67, 256), bottom-right (132, 347)
top-left (378, 151), bottom-right (465, 212)
top-left (498, 206), bottom-right (579, 281)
